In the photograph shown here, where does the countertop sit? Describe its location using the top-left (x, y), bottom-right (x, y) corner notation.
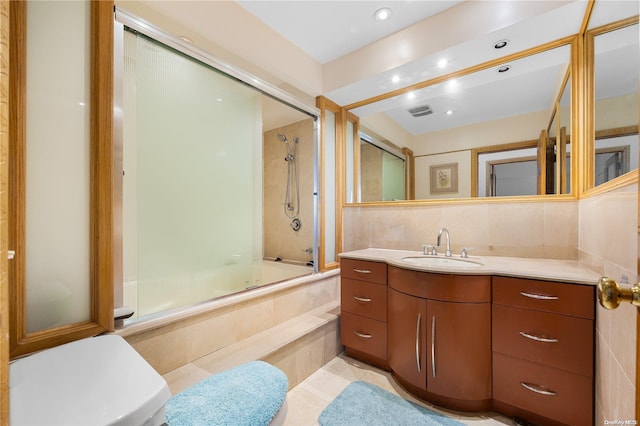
top-left (339, 248), bottom-right (601, 285)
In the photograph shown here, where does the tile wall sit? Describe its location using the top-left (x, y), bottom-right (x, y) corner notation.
top-left (121, 272), bottom-right (340, 375)
top-left (263, 118), bottom-right (315, 264)
top-left (343, 199), bottom-right (578, 259)
top-left (579, 184), bottom-right (637, 424)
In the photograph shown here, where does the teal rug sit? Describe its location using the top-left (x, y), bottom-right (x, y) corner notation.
top-left (318, 381), bottom-right (464, 426)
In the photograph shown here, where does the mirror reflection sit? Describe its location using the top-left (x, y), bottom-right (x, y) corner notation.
top-left (350, 44), bottom-right (571, 201)
top-left (592, 22), bottom-right (639, 187)
top-left (359, 132), bottom-right (405, 202)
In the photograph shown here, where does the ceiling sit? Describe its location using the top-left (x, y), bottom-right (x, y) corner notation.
top-left (239, 1), bottom-right (637, 136)
top-left (236, 1), bottom-right (462, 64)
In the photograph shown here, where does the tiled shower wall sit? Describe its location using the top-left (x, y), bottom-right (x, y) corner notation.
top-left (342, 189), bottom-right (637, 423)
top-left (263, 118), bottom-right (315, 264)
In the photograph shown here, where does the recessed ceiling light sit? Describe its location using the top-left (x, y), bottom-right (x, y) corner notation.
top-left (437, 59), bottom-right (448, 68)
top-left (446, 110), bottom-right (453, 115)
top-left (374, 7), bottom-right (393, 22)
top-left (498, 65), bottom-right (511, 73)
top-left (392, 75), bottom-right (400, 84)
top-left (407, 91), bottom-right (416, 100)
top-left (493, 39), bottom-right (509, 49)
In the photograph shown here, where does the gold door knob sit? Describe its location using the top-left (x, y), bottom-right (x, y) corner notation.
top-left (598, 277), bottom-right (640, 310)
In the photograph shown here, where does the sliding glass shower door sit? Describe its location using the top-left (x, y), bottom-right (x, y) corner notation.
top-left (123, 30), bottom-right (263, 317)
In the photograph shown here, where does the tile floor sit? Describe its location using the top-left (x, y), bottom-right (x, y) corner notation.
top-left (281, 353), bottom-right (513, 425)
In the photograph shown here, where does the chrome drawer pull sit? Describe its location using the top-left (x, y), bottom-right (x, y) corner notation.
top-left (521, 382), bottom-right (557, 396)
top-left (353, 296), bottom-right (372, 303)
top-left (519, 331), bottom-right (559, 343)
top-left (353, 268), bottom-right (372, 274)
top-left (520, 291), bottom-right (559, 301)
top-left (353, 330), bottom-right (372, 339)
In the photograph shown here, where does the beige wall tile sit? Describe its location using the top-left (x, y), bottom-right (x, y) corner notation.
top-left (263, 119), bottom-right (315, 263)
top-left (125, 323), bottom-right (191, 374)
top-left (343, 199), bottom-right (577, 258)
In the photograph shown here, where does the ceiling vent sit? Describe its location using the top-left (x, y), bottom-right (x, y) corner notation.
top-left (408, 105), bottom-right (433, 117)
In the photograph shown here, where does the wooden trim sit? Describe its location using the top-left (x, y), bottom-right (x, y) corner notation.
top-left (582, 169), bottom-right (638, 198)
top-left (584, 16), bottom-right (639, 195)
top-left (91, 0), bottom-right (114, 331)
top-left (8, 0), bottom-right (26, 357)
top-left (9, 0), bottom-right (114, 359)
top-left (316, 96), bottom-right (342, 272)
top-left (346, 111), bottom-right (360, 203)
top-left (537, 129), bottom-right (548, 195)
top-left (595, 125), bottom-right (639, 140)
top-left (402, 147), bottom-right (415, 200)
top-left (344, 193), bottom-right (577, 208)
top-left (335, 107), bottom-right (345, 261)
top-left (559, 126), bottom-right (567, 194)
top-left (344, 36), bottom-right (576, 111)
top-left (0, 0), bottom-right (10, 422)
top-left (583, 30), bottom-right (595, 194)
top-left (588, 15), bottom-right (639, 38)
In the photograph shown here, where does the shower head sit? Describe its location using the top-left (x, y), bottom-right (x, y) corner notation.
top-left (278, 134), bottom-right (288, 143)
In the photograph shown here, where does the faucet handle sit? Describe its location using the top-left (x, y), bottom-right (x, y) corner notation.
top-left (422, 245), bottom-right (438, 255)
top-left (460, 247), bottom-right (474, 258)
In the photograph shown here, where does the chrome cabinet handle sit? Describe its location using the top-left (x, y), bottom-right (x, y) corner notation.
top-left (431, 316), bottom-right (436, 379)
top-left (353, 330), bottom-right (372, 339)
top-left (353, 296), bottom-right (372, 303)
top-left (353, 268), bottom-right (372, 274)
top-left (520, 291), bottom-right (558, 301)
top-left (519, 331), bottom-right (558, 343)
top-left (521, 382), bottom-right (557, 396)
top-left (415, 313), bottom-right (421, 373)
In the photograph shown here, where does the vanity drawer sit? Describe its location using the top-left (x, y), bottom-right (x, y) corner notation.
top-left (493, 276), bottom-right (594, 319)
top-left (340, 258), bottom-right (387, 285)
top-left (341, 278), bottom-right (387, 322)
top-left (493, 353), bottom-right (592, 426)
top-left (492, 305), bottom-right (593, 376)
top-left (341, 312), bottom-right (387, 361)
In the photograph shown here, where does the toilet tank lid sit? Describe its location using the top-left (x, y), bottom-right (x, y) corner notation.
top-left (10, 334), bottom-right (171, 426)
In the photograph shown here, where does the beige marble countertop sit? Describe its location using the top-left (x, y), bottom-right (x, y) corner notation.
top-left (339, 248), bottom-right (601, 285)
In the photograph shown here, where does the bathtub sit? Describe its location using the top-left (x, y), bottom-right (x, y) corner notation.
top-left (123, 259), bottom-right (313, 321)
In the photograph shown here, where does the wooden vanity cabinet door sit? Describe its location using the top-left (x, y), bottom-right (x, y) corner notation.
top-left (427, 300), bottom-right (492, 401)
top-left (388, 288), bottom-right (427, 390)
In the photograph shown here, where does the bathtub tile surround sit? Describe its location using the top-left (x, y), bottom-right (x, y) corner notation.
top-left (343, 185), bottom-right (638, 424)
top-left (120, 271), bottom-right (340, 378)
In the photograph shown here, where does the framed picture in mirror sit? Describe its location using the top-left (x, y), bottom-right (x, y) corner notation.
top-left (430, 163), bottom-right (458, 194)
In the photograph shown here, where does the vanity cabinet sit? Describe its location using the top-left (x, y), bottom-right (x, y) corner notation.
top-left (387, 266), bottom-right (492, 412)
top-left (492, 276), bottom-right (595, 426)
top-left (340, 258), bottom-right (388, 368)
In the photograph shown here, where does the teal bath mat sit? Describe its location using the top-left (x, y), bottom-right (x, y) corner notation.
top-left (165, 361), bottom-right (287, 426)
top-left (318, 381), bottom-right (463, 426)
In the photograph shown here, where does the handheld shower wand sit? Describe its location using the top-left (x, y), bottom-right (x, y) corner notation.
top-left (277, 133), bottom-right (300, 220)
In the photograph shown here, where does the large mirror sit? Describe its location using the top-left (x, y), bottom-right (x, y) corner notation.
top-left (349, 43), bottom-right (572, 201)
top-left (589, 19), bottom-right (639, 188)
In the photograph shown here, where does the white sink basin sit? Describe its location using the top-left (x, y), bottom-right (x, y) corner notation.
top-left (401, 256), bottom-right (483, 268)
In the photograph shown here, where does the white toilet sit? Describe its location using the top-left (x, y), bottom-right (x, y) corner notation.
top-left (10, 334), bottom-right (171, 426)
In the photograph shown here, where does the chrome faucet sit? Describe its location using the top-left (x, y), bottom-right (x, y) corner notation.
top-left (437, 227), bottom-right (452, 257)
